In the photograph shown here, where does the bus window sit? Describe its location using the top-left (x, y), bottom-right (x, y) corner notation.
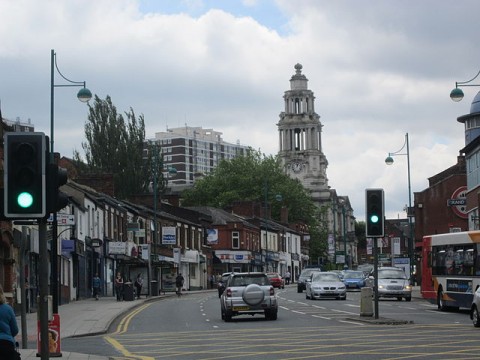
top-left (464, 248), bottom-right (475, 275)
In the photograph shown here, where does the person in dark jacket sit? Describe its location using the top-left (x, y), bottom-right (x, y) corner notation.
top-left (175, 273), bottom-right (184, 296)
top-left (135, 273), bottom-right (143, 299)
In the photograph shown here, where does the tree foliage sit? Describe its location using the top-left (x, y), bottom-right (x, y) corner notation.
top-left (181, 150), bottom-right (327, 256)
top-left (74, 95), bottom-right (151, 199)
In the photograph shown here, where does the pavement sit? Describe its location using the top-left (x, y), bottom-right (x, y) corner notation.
top-left (14, 286), bottom-right (422, 359)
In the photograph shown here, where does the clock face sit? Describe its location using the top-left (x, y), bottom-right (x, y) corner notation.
top-left (292, 161), bottom-right (302, 173)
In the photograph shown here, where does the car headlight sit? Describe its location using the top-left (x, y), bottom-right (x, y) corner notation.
top-left (338, 286), bottom-right (346, 290)
top-left (378, 285), bottom-right (385, 289)
top-left (404, 285), bottom-right (412, 291)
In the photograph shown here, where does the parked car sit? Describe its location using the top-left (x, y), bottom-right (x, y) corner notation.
top-left (306, 272), bottom-right (347, 300)
top-left (267, 272), bottom-right (285, 289)
top-left (297, 268), bottom-right (322, 293)
top-left (220, 272), bottom-right (278, 321)
top-left (342, 270), bottom-right (367, 289)
top-left (217, 272), bottom-right (233, 298)
top-left (367, 267), bottom-right (412, 301)
top-left (470, 286), bottom-right (480, 327)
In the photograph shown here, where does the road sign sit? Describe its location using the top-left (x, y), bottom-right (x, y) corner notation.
top-left (48, 213), bottom-right (75, 225)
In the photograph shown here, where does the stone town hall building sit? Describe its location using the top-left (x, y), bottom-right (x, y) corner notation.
top-left (277, 64), bottom-right (356, 267)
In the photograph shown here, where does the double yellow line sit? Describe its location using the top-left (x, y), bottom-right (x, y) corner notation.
top-left (104, 303), bottom-right (154, 360)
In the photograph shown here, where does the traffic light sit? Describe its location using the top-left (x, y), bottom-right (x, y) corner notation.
top-left (46, 160), bottom-right (69, 214)
top-left (366, 188), bottom-right (384, 237)
top-left (4, 132), bottom-right (47, 218)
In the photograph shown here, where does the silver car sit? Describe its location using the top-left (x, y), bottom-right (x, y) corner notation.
top-left (306, 272), bottom-right (347, 300)
top-left (220, 272), bottom-right (278, 321)
top-left (368, 267), bottom-right (412, 301)
top-left (470, 286), bottom-right (480, 327)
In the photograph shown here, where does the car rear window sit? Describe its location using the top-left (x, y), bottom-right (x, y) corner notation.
top-left (230, 275), bottom-right (268, 286)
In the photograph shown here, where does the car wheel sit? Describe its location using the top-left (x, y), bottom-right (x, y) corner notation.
top-left (221, 309), bottom-right (225, 320)
top-left (405, 296), bottom-right (411, 302)
top-left (473, 306), bottom-right (480, 327)
top-left (265, 310), bottom-right (278, 320)
top-left (437, 289), bottom-right (447, 311)
top-left (224, 311), bottom-right (232, 322)
top-left (397, 297), bottom-right (402, 301)
top-left (297, 286), bottom-right (302, 293)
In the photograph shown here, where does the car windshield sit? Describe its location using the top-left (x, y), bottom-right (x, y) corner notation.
top-left (230, 275), bottom-right (268, 286)
top-left (344, 271), bottom-right (364, 279)
top-left (312, 273), bottom-right (340, 282)
top-left (378, 270), bottom-right (406, 280)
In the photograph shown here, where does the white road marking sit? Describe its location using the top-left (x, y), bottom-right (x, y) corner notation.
top-left (312, 315), bottom-right (331, 320)
top-left (339, 320), bottom-right (366, 326)
top-left (292, 310), bottom-right (306, 315)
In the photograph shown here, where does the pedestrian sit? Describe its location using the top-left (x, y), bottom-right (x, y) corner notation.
top-left (175, 272), bottom-right (184, 296)
top-left (93, 273), bottom-right (101, 300)
top-left (284, 270), bottom-right (291, 285)
top-left (115, 272), bottom-right (124, 301)
top-left (209, 274), bottom-right (214, 289)
top-left (135, 273), bottom-right (143, 299)
top-left (0, 284), bottom-right (20, 360)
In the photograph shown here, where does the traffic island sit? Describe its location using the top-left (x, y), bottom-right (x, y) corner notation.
top-left (345, 316), bottom-right (414, 325)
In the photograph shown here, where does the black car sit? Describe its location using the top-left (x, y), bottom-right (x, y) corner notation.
top-left (217, 273), bottom-right (233, 298)
top-left (297, 268), bottom-right (322, 293)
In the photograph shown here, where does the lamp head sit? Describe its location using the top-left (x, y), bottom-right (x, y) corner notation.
top-left (167, 167), bottom-right (178, 175)
top-left (385, 156), bottom-right (394, 165)
top-left (450, 87), bottom-right (464, 102)
top-left (77, 88), bottom-right (92, 103)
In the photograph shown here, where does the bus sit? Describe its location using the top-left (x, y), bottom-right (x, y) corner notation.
top-left (421, 231), bottom-right (480, 311)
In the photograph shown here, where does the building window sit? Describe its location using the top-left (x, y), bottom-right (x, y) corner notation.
top-left (232, 231), bottom-right (240, 249)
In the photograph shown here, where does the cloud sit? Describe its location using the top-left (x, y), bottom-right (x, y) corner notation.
top-left (0, 0), bottom-right (478, 223)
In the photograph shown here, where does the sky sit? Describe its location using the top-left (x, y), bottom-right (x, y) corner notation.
top-left (1, 0), bottom-right (479, 223)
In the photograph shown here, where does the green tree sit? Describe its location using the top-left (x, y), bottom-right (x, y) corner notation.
top-left (181, 150), bottom-right (326, 255)
top-left (74, 95), bottom-right (151, 199)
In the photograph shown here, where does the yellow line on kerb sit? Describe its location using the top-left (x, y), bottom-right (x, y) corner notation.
top-left (103, 303), bottom-right (154, 360)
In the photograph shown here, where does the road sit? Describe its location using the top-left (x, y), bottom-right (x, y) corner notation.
top-left (61, 287), bottom-right (480, 359)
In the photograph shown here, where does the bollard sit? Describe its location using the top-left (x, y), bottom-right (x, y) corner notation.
top-left (360, 287), bottom-right (374, 317)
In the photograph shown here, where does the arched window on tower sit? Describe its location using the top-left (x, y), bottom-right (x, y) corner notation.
top-left (294, 128), bottom-right (302, 151)
top-left (295, 98), bottom-right (300, 114)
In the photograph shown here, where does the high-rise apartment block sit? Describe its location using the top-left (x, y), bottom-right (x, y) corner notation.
top-left (150, 126), bottom-right (249, 190)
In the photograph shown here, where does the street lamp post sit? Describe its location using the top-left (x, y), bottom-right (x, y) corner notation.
top-left (450, 69), bottom-right (480, 102)
top-left (342, 204), bottom-right (347, 269)
top-left (385, 133), bottom-right (414, 284)
top-left (150, 140), bottom-right (177, 295)
top-left (50, 49), bottom-right (91, 314)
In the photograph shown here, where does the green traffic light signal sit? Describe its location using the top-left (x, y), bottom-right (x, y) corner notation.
top-left (370, 214), bottom-right (379, 224)
top-left (17, 192), bottom-right (34, 208)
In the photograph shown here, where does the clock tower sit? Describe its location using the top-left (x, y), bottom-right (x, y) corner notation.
top-left (278, 63), bottom-right (331, 205)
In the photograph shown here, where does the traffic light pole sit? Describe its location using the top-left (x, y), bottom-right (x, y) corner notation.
top-left (38, 219), bottom-right (50, 359)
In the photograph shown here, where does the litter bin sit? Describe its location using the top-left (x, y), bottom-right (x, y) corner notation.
top-left (123, 282), bottom-right (134, 301)
top-left (151, 280), bottom-right (158, 296)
